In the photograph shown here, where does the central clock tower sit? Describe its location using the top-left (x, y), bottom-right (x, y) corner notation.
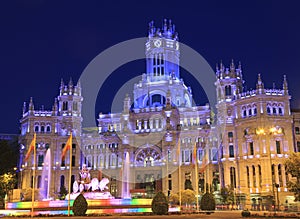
top-left (145, 19), bottom-right (180, 82)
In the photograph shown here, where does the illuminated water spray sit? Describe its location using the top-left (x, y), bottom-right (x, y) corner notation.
top-left (122, 151), bottom-right (131, 199)
top-left (41, 148), bottom-right (51, 200)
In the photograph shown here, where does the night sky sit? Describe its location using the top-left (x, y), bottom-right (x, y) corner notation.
top-left (1, 1), bottom-right (300, 134)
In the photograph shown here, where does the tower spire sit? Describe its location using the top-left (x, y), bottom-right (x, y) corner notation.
top-left (52, 98), bottom-right (58, 116)
top-left (230, 59), bottom-right (235, 71)
top-left (29, 97), bottom-right (34, 115)
top-left (68, 77), bottom-right (73, 94)
top-left (60, 78), bottom-right (64, 95)
top-left (22, 102), bottom-right (26, 116)
top-left (283, 75), bottom-right (288, 95)
top-left (256, 74), bottom-right (265, 94)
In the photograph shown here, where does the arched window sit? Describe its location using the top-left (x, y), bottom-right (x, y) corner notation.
top-left (225, 85), bottom-right (232, 96)
top-left (40, 125), bottom-right (45, 133)
top-left (46, 125), bottom-right (51, 133)
top-left (243, 110), bottom-right (247, 118)
top-left (267, 107), bottom-right (271, 115)
top-left (252, 166), bottom-right (256, 187)
top-left (253, 106), bottom-right (257, 115)
top-left (34, 123), bottom-right (39, 132)
top-left (258, 165), bottom-right (262, 188)
top-left (278, 107), bottom-right (283, 115)
top-left (278, 164), bottom-right (282, 186)
top-left (62, 101), bottom-right (68, 111)
top-left (273, 107), bottom-right (277, 114)
top-left (248, 108), bottom-right (252, 116)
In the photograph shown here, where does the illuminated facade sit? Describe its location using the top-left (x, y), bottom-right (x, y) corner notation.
top-left (18, 20), bottom-right (298, 209)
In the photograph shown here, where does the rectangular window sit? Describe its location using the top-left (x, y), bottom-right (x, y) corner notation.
top-left (295, 127), bottom-right (300, 135)
top-left (61, 158), bottom-right (65, 167)
top-left (229, 145), bottom-right (234, 158)
top-left (228, 132), bottom-right (233, 143)
top-left (184, 150), bottom-right (190, 163)
top-left (167, 150), bottom-right (171, 162)
top-left (38, 155), bottom-right (44, 167)
top-left (249, 142), bottom-right (254, 155)
top-left (246, 167), bottom-right (250, 188)
top-left (212, 148), bottom-right (218, 161)
top-left (72, 155), bottom-right (75, 167)
top-left (37, 175), bottom-right (41, 188)
top-left (276, 141), bottom-right (281, 154)
top-left (297, 141), bottom-right (300, 152)
top-left (168, 179), bottom-right (172, 190)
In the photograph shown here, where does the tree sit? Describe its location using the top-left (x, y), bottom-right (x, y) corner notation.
top-left (59, 185), bottom-right (68, 200)
top-left (0, 172), bottom-right (17, 202)
top-left (181, 189), bottom-right (196, 205)
top-left (220, 186), bottom-right (234, 205)
top-left (151, 191), bottom-right (169, 215)
top-left (0, 139), bottom-right (18, 175)
top-left (284, 152), bottom-right (300, 201)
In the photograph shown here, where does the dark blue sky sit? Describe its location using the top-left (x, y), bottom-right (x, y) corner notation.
top-left (1, 1), bottom-right (300, 133)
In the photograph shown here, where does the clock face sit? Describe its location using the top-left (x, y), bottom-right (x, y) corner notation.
top-left (153, 39), bottom-right (162, 48)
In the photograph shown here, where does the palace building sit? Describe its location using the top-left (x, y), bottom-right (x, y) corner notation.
top-left (18, 19), bottom-right (298, 209)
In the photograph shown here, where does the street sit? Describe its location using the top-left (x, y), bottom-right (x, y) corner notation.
top-left (0, 211), bottom-right (248, 219)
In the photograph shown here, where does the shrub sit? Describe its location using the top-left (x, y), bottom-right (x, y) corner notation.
top-left (72, 194), bottom-right (88, 216)
top-left (181, 189), bottom-right (196, 205)
top-left (241, 209), bottom-right (250, 217)
top-left (200, 193), bottom-right (216, 211)
top-left (151, 191), bottom-right (168, 215)
top-left (59, 186), bottom-right (68, 200)
top-left (169, 193), bottom-right (179, 205)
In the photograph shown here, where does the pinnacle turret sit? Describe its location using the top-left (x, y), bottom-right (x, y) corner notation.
top-left (52, 98), bottom-right (58, 115)
top-left (29, 97), bottom-right (34, 115)
top-left (148, 19), bottom-right (178, 40)
top-left (256, 74), bottom-right (265, 94)
top-left (283, 75), bottom-right (288, 95)
top-left (22, 102), bottom-right (26, 116)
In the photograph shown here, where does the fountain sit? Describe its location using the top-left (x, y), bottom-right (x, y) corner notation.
top-left (40, 148), bottom-right (51, 200)
top-left (5, 161), bottom-right (179, 216)
top-left (66, 164), bottom-right (114, 200)
top-left (122, 151), bottom-right (131, 199)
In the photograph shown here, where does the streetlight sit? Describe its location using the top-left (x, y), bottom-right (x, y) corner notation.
top-left (274, 183), bottom-right (279, 211)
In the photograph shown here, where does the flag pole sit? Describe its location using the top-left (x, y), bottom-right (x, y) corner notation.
top-left (31, 133), bottom-right (36, 218)
top-left (178, 140), bottom-right (181, 210)
top-left (194, 143), bottom-right (199, 212)
top-left (67, 133), bottom-right (72, 216)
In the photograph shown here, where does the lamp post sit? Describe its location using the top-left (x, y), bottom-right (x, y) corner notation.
top-left (274, 183), bottom-right (279, 211)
